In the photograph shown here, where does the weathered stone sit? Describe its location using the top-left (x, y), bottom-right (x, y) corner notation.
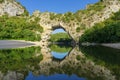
top-left (3, 71), bottom-right (24, 80)
top-left (0, 0), bottom-right (24, 16)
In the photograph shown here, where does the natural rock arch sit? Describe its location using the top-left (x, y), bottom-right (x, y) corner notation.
top-left (51, 24), bottom-right (75, 41)
top-left (39, 23), bottom-right (76, 61)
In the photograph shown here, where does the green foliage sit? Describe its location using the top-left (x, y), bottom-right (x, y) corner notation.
top-left (45, 0), bottom-right (106, 25)
top-left (50, 32), bottom-right (71, 42)
top-left (0, 15), bottom-right (43, 41)
top-left (49, 13), bottom-right (63, 20)
top-left (76, 55), bottom-right (81, 60)
top-left (50, 13), bottom-right (56, 20)
top-left (0, 0), bottom-right (4, 3)
top-left (74, 1), bottom-right (106, 22)
top-left (51, 12), bottom-right (76, 23)
top-left (80, 10), bottom-right (120, 43)
top-left (22, 9), bottom-right (29, 16)
top-left (62, 12), bottom-right (75, 23)
top-left (76, 27), bottom-right (81, 32)
top-left (0, 46), bottom-right (43, 73)
top-left (50, 44), bottom-right (72, 53)
top-left (76, 25), bottom-right (86, 32)
top-left (34, 17), bottom-right (40, 22)
top-left (80, 46), bottom-right (120, 79)
top-left (87, 2), bottom-right (106, 12)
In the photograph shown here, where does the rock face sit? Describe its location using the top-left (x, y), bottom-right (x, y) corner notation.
top-left (29, 0), bottom-right (120, 59)
top-left (0, 0), bottom-right (24, 16)
top-left (31, 11), bottom-right (82, 42)
top-left (0, 71), bottom-right (24, 80)
top-left (82, 0), bottom-right (120, 27)
top-left (0, 0), bottom-right (120, 41)
top-left (31, 0), bottom-right (120, 42)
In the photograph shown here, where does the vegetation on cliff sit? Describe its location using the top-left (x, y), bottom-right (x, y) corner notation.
top-left (74, 1), bottom-right (106, 22)
top-left (80, 10), bottom-right (120, 43)
top-left (49, 0), bottom-right (106, 25)
top-left (0, 15), bottom-right (43, 41)
top-left (0, 0), bottom-right (4, 3)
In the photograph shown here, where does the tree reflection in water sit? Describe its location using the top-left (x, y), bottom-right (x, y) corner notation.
top-left (0, 47), bottom-right (43, 80)
top-left (80, 45), bottom-right (120, 80)
top-left (0, 45), bottom-right (119, 80)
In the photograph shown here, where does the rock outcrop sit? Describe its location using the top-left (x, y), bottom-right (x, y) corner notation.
top-left (82, 0), bottom-right (120, 27)
top-left (0, 71), bottom-right (24, 80)
top-left (29, 0), bottom-right (120, 60)
top-left (0, 0), bottom-right (25, 16)
top-left (30, 0), bottom-right (120, 42)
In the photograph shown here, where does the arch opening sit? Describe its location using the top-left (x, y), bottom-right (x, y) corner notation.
top-left (50, 27), bottom-right (72, 45)
top-left (49, 27), bottom-right (73, 60)
top-left (50, 25), bottom-right (76, 46)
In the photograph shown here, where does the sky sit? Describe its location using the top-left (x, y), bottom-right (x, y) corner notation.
top-left (52, 29), bottom-right (66, 34)
top-left (17, 0), bottom-right (99, 14)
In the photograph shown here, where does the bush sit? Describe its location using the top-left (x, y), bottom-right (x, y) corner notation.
top-left (0, 0), bottom-right (4, 3)
top-left (80, 10), bottom-right (120, 43)
top-left (76, 27), bottom-right (81, 32)
top-left (0, 15), bottom-right (43, 41)
top-left (50, 33), bottom-right (71, 42)
top-left (76, 55), bottom-right (81, 60)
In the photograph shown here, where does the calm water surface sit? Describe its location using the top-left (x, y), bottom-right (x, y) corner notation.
top-left (26, 72), bottom-right (85, 80)
top-left (0, 44), bottom-right (120, 80)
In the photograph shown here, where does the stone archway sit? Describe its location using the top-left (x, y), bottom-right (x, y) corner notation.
top-left (51, 24), bottom-right (74, 41)
top-left (39, 23), bottom-right (77, 62)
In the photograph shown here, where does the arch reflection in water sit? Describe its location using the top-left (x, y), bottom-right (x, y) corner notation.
top-left (51, 51), bottom-right (68, 59)
top-left (26, 72), bottom-right (86, 80)
top-left (0, 46), bottom-right (43, 80)
top-left (50, 44), bottom-right (72, 59)
top-left (50, 28), bottom-right (73, 60)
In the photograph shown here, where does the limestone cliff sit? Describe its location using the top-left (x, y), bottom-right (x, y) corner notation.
top-left (30, 0), bottom-right (120, 41)
top-left (82, 0), bottom-right (120, 27)
top-left (0, 0), bottom-right (25, 16)
top-left (0, 0), bottom-right (120, 41)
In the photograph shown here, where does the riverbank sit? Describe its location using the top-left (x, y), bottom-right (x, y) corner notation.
top-left (81, 42), bottom-right (120, 49)
top-left (101, 43), bottom-right (120, 49)
top-left (0, 40), bottom-right (40, 49)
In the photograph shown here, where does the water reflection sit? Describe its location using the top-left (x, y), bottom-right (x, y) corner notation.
top-left (51, 52), bottom-right (68, 59)
top-left (50, 44), bottom-right (72, 59)
top-left (26, 72), bottom-right (86, 80)
top-left (80, 45), bottom-right (120, 65)
top-left (0, 47), bottom-right (43, 80)
top-left (0, 45), bottom-right (120, 80)
top-left (80, 45), bottom-right (120, 80)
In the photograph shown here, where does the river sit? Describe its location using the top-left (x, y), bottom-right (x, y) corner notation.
top-left (0, 42), bottom-right (120, 80)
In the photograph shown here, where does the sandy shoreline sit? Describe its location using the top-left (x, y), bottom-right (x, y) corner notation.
top-left (101, 43), bottom-right (120, 49)
top-left (0, 40), bottom-right (40, 49)
top-left (81, 42), bottom-right (120, 49)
